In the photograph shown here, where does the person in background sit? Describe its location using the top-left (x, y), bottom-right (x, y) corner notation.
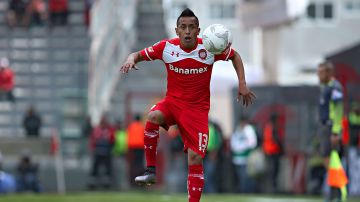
top-left (0, 57), bottom-right (15, 103)
top-left (167, 125), bottom-right (188, 193)
top-left (26, 0), bottom-right (47, 26)
top-left (88, 115), bottom-right (115, 189)
top-left (231, 115), bottom-right (257, 193)
top-left (317, 61), bottom-right (344, 202)
top-left (0, 151), bottom-right (17, 194)
top-left (262, 113), bottom-right (283, 193)
top-left (16, 152), bottom-right (42, 192)
top-left (308, 138), bottom-right (326, 195)
top-left (113, 119), bottom-right (128, 156)
top-left (49, 0), bottom-right (68, 28)
top-left (6, 0), bottom-right (28, 28)
top-left (82, 116), bottom-right (93, 138)
top-left (204, 120), bottom-right (222, 193)
top-left (113, 119), bottom-right (128, 190)
top-left (22, 105), bottom-right (42, 137)
top-left (349, 102), bottom-right (360, 147)
top-left (84, 0), bottom-right (94, 27)
top-left (126, 114), bottom-right (145, 187)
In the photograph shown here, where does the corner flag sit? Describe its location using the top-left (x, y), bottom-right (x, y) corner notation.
top-left (327, 150), bottom-right (348, 201)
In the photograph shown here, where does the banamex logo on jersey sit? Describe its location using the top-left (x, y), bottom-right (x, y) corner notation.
top-left (169, 64), bottom-right (208, 75)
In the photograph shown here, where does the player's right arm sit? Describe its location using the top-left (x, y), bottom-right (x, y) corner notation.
top-left (120, 52), bottom-right (144, 74)
top-left (120, 40), bottom-right (167, 74)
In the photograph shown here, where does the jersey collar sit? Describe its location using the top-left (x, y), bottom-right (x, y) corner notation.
top-left (179, 38), bottom-right (199, 53)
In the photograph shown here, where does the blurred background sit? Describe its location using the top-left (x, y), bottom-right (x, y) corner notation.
top-left (0, 0), bottom-right (359, 199)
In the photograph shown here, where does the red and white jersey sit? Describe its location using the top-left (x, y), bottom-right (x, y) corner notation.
top-left (140, 38), bottom-right (234, 111)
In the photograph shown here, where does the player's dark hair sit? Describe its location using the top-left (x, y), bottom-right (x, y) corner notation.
top-left (177, 8), bottom-right (199, 27)
top-left (318, 61), bottom-right (334, 71)
top-left (134, 113), bottom-right (142, 121)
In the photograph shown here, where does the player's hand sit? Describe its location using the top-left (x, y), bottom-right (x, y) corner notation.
top-left (237, 83), bottom-right (256, 107)
top-left (120, 59), bottom-right (139, 74)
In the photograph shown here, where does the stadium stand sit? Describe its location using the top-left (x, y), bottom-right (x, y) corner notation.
top-left (0, 0), bottom-right (90, 192)
top-left (110, 0), bottom-right (168, 122)
top-left (0, 0), bottom-right (168, 192)
top-left (0, 0), bottom-right (89, 137)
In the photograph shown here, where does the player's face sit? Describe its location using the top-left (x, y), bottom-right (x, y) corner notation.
top-left (175, 17), bottom-right (200, 49)
top-left (317, 65), bottom-right (331, 84)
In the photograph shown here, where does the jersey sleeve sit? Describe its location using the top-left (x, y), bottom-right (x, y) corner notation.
top-left (214, 47), bottom-right (235, 61)
top-left (329, 83), bottom-right (344, 135)
top-left (331, 88), bottom-right (343, 102)
top-left (140, 40), bottom-right (166, 61)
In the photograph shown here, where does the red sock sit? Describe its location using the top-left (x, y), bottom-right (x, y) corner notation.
top-left (188, 164), bottom-right (204, 202)
top-left (144, 121), bottom-right (159, 167)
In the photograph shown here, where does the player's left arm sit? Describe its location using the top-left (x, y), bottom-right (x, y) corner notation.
top-left (330, 87), bottom-right (344, 135)
top-left (230, 50), bottom-right (256, 106)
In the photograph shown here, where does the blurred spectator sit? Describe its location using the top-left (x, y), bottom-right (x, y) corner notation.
top-left (113, 119), bottom-right (128, 156)
top-left (84, 0), bottom-right (95, 27)
top-left (168, 126), bottom-right (183, 154)
top-left (230, 115), bottom-right (257, 193)
top-left (349, 102), bottom-right (360, 147)
top-left (0, 171), bottom-right (16, 194)
top-left (16, 152), bottom-right (41, 192)
top-left (6, 0), bottom-right (28, 28)
top-left (0, 57), bottom-right (15, 103)
top-left (81, 116), bottom-right (93, 138)
top-left (88, 115), bottom-right (115, 189)
top-left (26, 0), bottom-right (47, 26)
top-left (204, 120), bottom-right (222, 193)
top-left (262, 113), bottom-right (283, 193)
top-left (0, 152), bottom-right (16, 194)
top-left (126, 114), bottom-right (144, 187)
top-left (1, 152), bottom-right (4, 170)
top-left (49, 0), bottom-right (68, 28)
top-left (246, 144), bottom-right (266, 192)
top-left (166, 126), bottom-right (187, 192)
top-left (22, 105), bottom-right (42, 137)
top-left (113, 119), bottom-right (128, 189)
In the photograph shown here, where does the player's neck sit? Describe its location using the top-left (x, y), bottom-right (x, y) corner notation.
top-left (180, 40), bottom-right (198, 53)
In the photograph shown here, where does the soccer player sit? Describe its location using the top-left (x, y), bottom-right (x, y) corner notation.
top-left (120, 8), bottom-right (255, 202)
top-left (317, 62), bottom-right (344, 202)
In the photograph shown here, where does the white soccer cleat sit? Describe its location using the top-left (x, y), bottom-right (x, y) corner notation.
top-left (134, 168), bottom-right (156, 186)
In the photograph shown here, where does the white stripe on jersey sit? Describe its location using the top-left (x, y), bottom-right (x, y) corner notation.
top-left (145, 48), bottom-right (153, 61)
top-left (162, 42), bottom-right (215, 65)
top-left (225, 48), bottom-right (232, 61)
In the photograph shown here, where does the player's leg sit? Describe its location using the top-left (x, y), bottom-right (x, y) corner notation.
top-left (135, 104), bottom-right (173, 186)
top-left (177, 109), bottom-right (208, 202)
top-left (134, 110), bottom-right (163, 186)
top-left (144, 110), bottom-right (165, 167)
top-left (188, 149), bottom-right (204, 202)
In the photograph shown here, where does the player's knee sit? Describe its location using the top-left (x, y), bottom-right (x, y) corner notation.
top-left (147, 111), bottom-right (163, 125)
top-left (188, 150), bottom-right (203, 165)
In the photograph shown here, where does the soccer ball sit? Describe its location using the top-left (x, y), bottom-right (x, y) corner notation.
top-left (202, 24), bottom-right (232, 55)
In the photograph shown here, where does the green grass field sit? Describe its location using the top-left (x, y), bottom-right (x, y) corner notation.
top-left (0, 192), bottom-right (358, 202)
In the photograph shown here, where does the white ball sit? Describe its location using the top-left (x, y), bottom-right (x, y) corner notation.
top-left (202, 24), bottom-right (232, 55)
